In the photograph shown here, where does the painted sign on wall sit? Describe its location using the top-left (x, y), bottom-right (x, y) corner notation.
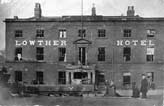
top-left (116, 40), bottom-right (155, 46)
top-left (15, 40), bottom-right (67, 46)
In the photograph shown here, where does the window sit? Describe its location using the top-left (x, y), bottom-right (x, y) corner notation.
top-left (15, 30), bottom-right (23, 37)
top-left (59, 29), bottom-right (66, 38)
top-left (146, 47), bottom-right (154, 62)
top-left (123, 29), bottom-right (131, 37)
top-left (123, 47), bottom-right (131, 61)
top-left (78, 29), bottom-right (86, 37)
top-left (123, 72), bottom-right (131, 85)
top-left (58, 71), bottom-right (66, 84)
top-left (98, 29), bottom-right (106, 37)
top-left (36, 71), bottom-right (44, 84)
top-left (147, 72), bottom-right (154, 82)
top-left (147, 29), bottom-right (156, 37)
top-left (98, 47), bottom-right (105, 61)
top-left (15, 71), bottom-right (22, 82)
top-left (36, 47), bottom-right (44, 61)
top-left (15, 47), bottom-right (22, 61)
top-left (58, 48), bottom-right (66, 61)
top-left (36, 29), bottom-right (44, 37)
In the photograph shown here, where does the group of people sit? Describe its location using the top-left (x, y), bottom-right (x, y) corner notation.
top-left (105, 74), bottom-right (149, 99)
top-left (132, 74), bottom-right (149, 98)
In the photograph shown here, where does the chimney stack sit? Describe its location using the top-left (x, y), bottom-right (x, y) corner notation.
top-left (34, 3), bottom-right (42, 18)
top-left (127, 6), bottom-right (135, 16)
top-left (91, 4), bottom-right (96, 16)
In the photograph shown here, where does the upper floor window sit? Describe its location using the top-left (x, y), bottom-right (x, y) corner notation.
top-left (123, 47), bottom-right (131, 61)
top-left (36, 47), bottom-right (44, 61)
top-left (15, 30), bottom-right (23, 37)
top-left (123, 29), bottom-right (131, 37)
top-left (98, 47), bottom-right (105, 61)
top-left (58, 48), bottom-right (66, 62)
top-left (15, 47), bottom-right (22, 61)
top-left (98, 29), bottom-right (106, 37)
top-left (78, 29), bottom-right (86, 37)
top-left (146, 47), bottom-right (154, 62)
top-left (147, 29), bottom-right (156, 37)
top-left (36, 29), bottom-right (44, 37)
top-left (59, 29), bottom-right (66, 38)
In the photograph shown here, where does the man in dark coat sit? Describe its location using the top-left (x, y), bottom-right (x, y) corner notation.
top-left (140, 74), bottom-right (149, 98)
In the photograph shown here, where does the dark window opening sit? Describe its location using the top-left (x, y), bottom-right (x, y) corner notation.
top-left (124, 29), bottom-right (131, 37)
top-left (78, 29), bottom-right (86, 37)
top-left (36, 47), bottom-right (44, 61)
top-left (98, 29), bottom-right (106, 37)
top-left (59, 48), bottom-right (66, 61)
top-left (15, 71), bottom-right (22, 82)
top-left (58, 71), bottom-right (66, 84)
top-left (36, 29), bottom-right (44, 37)
top-left (147, 55), bottom-right (154, 62)
top-left (123, 74), bottom-right (131, 85)
top-left (15, 47), bottom-right (22, 61)
top-left (98, 47), bottom-right (105, 61)
top-left (79, 47), bottom-right (86, 65)
top-left (123, 47), bottom-right (131, 61)
top-left (36, 71), bottom-right (44, 84)
top-left (15, 30), bottom-right (23, 37)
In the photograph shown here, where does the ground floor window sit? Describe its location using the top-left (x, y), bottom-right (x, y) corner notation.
top-left (36, 71), bottom-right (44, 84)
top-left (58, 71), bottom-right (66, 84)
top-left (123, 72), bottom-right (131, 86)
top-left (15, 71), bottom-right (22, 82)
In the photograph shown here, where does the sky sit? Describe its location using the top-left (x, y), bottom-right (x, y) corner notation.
top-left (0, 0), bottom-right (164, 50)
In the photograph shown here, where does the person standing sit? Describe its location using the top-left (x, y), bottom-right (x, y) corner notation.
top-left (140, 74), bottom-right (149, 98)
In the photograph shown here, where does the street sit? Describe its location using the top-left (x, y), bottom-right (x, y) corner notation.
top-left (0, 90), bottom-right (163, 106)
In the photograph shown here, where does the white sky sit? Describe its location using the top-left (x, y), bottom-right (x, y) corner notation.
top-left (0, 0), bottom-right (164, 50)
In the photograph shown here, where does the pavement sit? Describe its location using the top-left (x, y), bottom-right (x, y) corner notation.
top-left (0, 89), bottom-right (163, 106)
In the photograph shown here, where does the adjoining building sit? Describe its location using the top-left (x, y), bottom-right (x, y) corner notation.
top-left (4, 3), bottom-right (164, 89)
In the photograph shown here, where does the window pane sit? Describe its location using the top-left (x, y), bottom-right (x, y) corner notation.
top-left (124, 29), bottom-right (131, 37)
top-left (36, 47), bottom-right (44, 60)
top-left (15, 71), bottom-right (22, 82)
top-left (98, 29), bottom-right (106, 37)
top-left (36, 29), bottom-right (44, 37)
top-left (123, 47), bottom-right (131, 61)
top-left (59, 48), bottom-right (66, 61)
top-left (98, 47), bottom-right (105, 61)
top-left (58, 71), bottom-right (66, 84)
top-left (15, 47), bottom-right (22, 61)
top-left (78, 29), bottom-right (86, 37)
top-left (15, 30), bottom-right (23, 37)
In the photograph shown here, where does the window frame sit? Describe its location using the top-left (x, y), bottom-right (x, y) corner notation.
top-left (147, 29), bottom-right (156, 37)
top-left (78, 29), bottom-right (86, 37)
top-left (146, 47), bottom-right (154, 62)
top-left (58, 71), bottom-right (66, 84)
top-left (123, 47), bottom-right (131, 62)
top-left (58, 48), bottom-right (66, 62)
top-left (15, 30), bottom-right (23, 38)
top-left (15, 47), bottom-right (22, 61)
top-left (36, 29), bottom-right (44, 38)
top-left (98, 29), bottom-right (106, 37)
top-left (59, 29), bottom-right (66, 38)
top-left (36, 47), bottom-right (44, 61)
top-left (15, 71), bottom-right (22, 82)
top-left (98, 47), bottom-right (105, 61)
top-left (123, 29), bottom-right (131, 37)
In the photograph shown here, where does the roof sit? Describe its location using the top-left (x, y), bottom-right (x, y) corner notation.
top-left (4, 15), bottom-right (164, 22)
